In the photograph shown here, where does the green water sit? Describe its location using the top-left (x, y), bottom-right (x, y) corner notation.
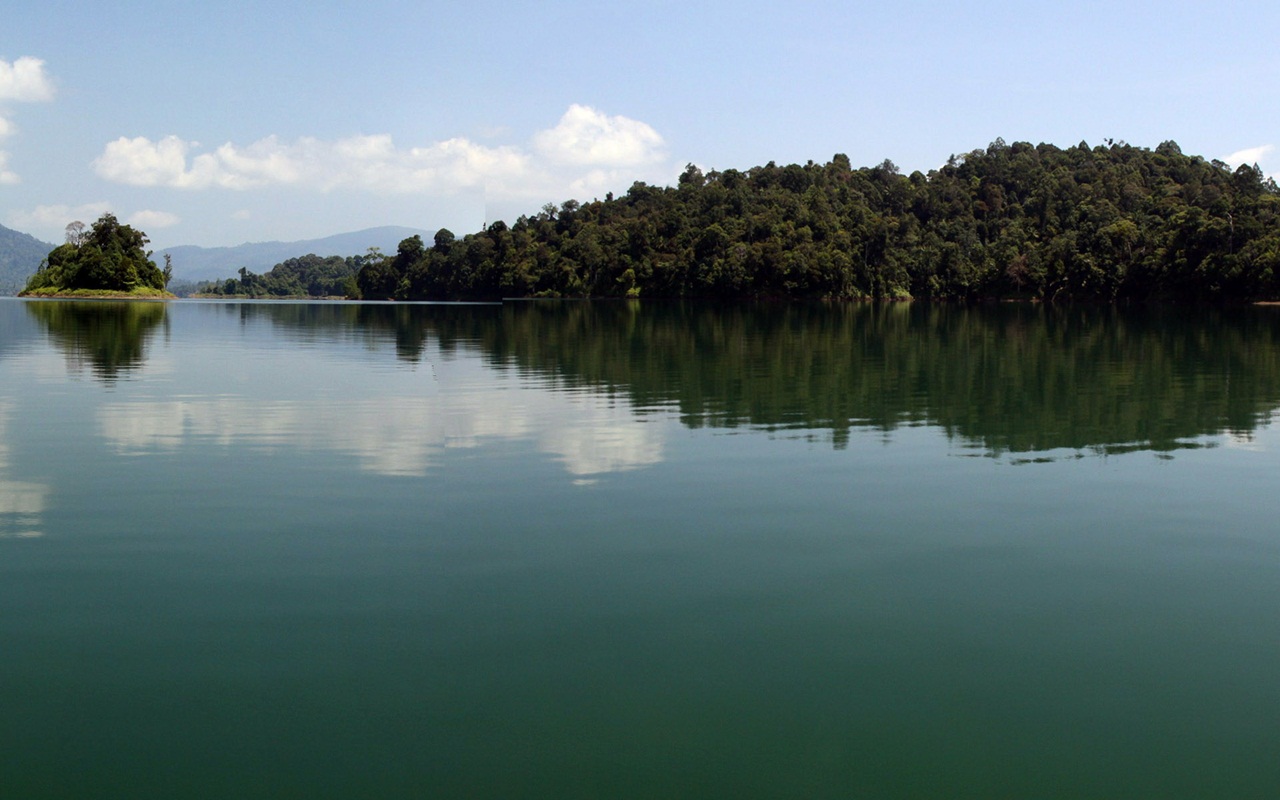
top-left (2, 298), bottom-right (1279, 798)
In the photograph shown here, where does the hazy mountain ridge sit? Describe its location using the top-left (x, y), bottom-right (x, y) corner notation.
top-left (0, 224), bottom-right (56, 295)
top-left (158, 226), bottom-right (436, 282)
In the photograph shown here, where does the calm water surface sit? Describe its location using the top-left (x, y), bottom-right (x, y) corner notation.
top-left (2, 298), bottom-right (1279, 798)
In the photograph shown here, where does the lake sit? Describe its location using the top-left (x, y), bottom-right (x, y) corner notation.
top-left (2, 298), bottom-right (1279, 798)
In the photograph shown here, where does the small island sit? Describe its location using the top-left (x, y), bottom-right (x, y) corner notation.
top-left (20, 214), bottom-right (174, 299)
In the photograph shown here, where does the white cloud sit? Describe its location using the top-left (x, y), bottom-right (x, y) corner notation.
top-left (533, 104), bottom-right (666, 167)
top-left (93, 135), bottom-right (198, 187)
top-left (231, 209), bottom-right (252, 220)
top-left (1222, 144), bottom-right (1279, 184)
top-left (92, 105), bottom-right (672, 204)
top-left (128, 209), bottom-right (180, 229)
top-left (0, 56), bottom-right (55, 103)
top-left (0, 57), bottom-right (55, 185)
top-left (0, 112), bottom-right (15, 182)
top-left (0, 151), bottom-right (17, 185)
top-left (6, 202), bottom-right (113, 238)
top-left (94, 132), bottom-right (533, 193)
top-left (1223, 144), bottom-right (1274, 167)
top-left (8, 204), bottom-right (178, 241)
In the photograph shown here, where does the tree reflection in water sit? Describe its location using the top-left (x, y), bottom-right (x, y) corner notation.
top-left (32, 298), bottom-right (1280, 458)
top-left (246, 300), bottom-right (1280, 459)
top-left (25, 300), bottom-right (168, 383)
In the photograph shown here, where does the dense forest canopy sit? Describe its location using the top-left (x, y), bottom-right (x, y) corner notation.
top-left (22, 214), bottom-right (171, 296)
top-left (353, 140), bottom-right (1280, 303)
top-left (195, 253), bottom-right (365, 297)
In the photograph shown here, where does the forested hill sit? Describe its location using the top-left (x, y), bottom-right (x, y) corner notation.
top-left (357, 140), bottom-right (1280, 303)
top-left (0, 224), bottom-right (54, 295)
top-left (197, 253), bottom-right (366, 298)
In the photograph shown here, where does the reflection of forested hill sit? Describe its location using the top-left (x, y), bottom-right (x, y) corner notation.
top-left (24, 301), bottom-right (168, 382)
top-left (236, 301), bottom-right (502, 363)
top-left (244, 301), bottom-right (1280, 457)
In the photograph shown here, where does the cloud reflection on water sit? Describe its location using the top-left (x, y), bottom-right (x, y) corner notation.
top-left (97, 386), bottom-right (664, 481)
top-left (0, 401), bottom-right (48, 538)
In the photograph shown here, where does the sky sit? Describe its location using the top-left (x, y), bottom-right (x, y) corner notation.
top-left (1, 0), bottom-right (1278, 250)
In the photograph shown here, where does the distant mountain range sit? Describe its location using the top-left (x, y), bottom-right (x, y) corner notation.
top-left (0, 224), bottom-right (55, 295)
top-left (158, 226), bottom-right (436, 282)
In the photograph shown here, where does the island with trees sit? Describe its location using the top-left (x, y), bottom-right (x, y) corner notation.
top-left (350, 140), bottom-right (1280, 303)
top-left (21, 214), bottom-right (174, 299)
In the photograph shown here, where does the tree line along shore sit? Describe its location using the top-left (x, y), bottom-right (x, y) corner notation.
top-left (29, 139), bottom-right (1280, 303)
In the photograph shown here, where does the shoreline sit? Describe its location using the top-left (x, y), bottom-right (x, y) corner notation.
top-left (18, 289), bottom-right (176, 300)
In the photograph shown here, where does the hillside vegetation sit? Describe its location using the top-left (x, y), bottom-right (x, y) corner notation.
top-left (355, 140), bottom-right (1280, 303)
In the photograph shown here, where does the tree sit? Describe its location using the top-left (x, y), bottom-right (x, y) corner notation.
top-left (394, 235), bottom-right (426, 269)
top-left (678, 163), bottom-right (705, 188)
top-left (65, 220), bottom-right (86, 246)
top-left (354, 247), bottom-right (399, 300)
top-left (23, 213), bottom-right (167, 295)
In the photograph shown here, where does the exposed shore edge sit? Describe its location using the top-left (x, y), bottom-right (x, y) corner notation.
top-left (19, 288), bottom-right (176, 300)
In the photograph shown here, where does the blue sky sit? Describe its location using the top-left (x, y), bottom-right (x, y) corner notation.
top-left (1, 0), bottom-right (1277, 249)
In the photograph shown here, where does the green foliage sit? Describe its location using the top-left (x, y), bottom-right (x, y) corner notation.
top-left (357, 141), bottom-right (1280, 302)
top-left (22, 214), bottom-right (169, 296)
top-left (197, 253), bottom-right (366, 298)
